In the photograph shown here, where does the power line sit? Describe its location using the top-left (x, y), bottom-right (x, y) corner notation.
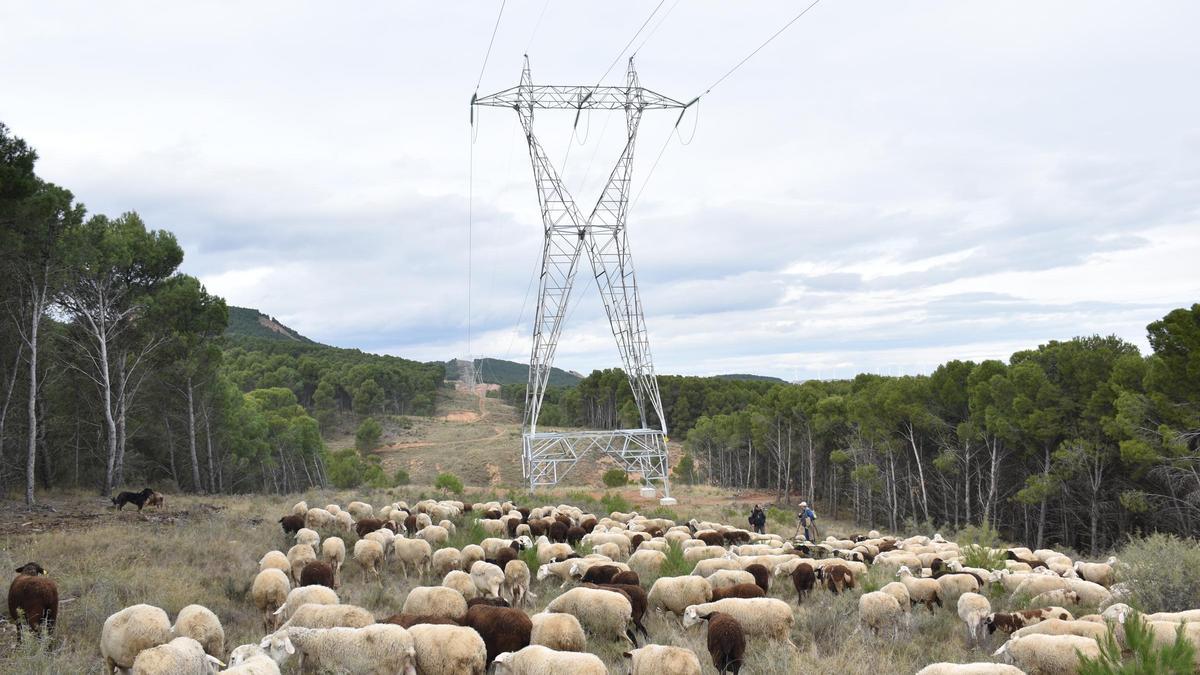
top-left (475, 0), bottom-right (508, 93)
top-left (525, 0), bottom-right (551, 53)
top-left (700, 0), bottom-right (822, 96)
top-left (595, 0), bottom-right (666, 85)
top-left (632, 0), bottom-right (681, 56)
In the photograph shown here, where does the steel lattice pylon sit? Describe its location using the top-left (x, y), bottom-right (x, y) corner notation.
top-left (474, 58), bottom-right (683, 498)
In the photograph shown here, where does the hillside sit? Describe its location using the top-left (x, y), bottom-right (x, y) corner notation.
top-left (445, 357), bottom-right (582, 387)
top-left (225, 306), bottom-right (313, 343)
top-left (714, 373), bottom-right (788, 383)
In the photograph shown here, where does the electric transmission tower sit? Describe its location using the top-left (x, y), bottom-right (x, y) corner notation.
top-left (474, 57), bottom-right (683, 502)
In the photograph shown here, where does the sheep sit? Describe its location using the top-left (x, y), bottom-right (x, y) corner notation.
top-left (402, 585), bottom-right (469, 622)
top-left (443, 569), bottom-right (479, 600)
top-left (294, 527), bottom-right (319, 548)
top-left (1029, 589), bottom-right (1080, 607)
top-left (1011, 618), bottom-right (1109, 641)
top-left (993, 633), bottom-right (1102, 673)
top-left (1010, 574), bottom-right (1070, 601)
top-left (1064, 578), bottom-right (1112, 607)
top-left (529, 612), bottom-right (586, 652)
top-left (258, 551), bottom-right (290, 574)
top-left (1073, 556), bottom-right (1117, 587)
top-left (935, 573), bottom-right (980, 604)
top-left (304, 507), bottom-right (335, 530)
top-left (492, 645), bottom-right (607, 675)
top-left (817, 563), bottom-right (856, 593)
top-left (279, 515), bottom-right (305, 537)
top-left (985, 607), bottom-right (1075, 634)
top-left (273, 584), bottom-right (338, 624)
top-left (7, 562), bottom-right (57, 639)
top-left (916, 663), bottom-right (1024, 674)
top-left (291, 501), bottom-right (308, 516)
top-left (462, 604), bottom-right (532, 665)
top-left (707, 569), bottom-right (757, 590)
top-left (859, 590), bottom-right (904, 637)
top-left (222, 644), bottom-right (281, 674)
top-left (172, 604), bottom-right (225, 661)
top-left (711, 584), bottom-right (766, 601)
top-left (624, 644), bottom-right (702, 674)
top-left (320, 537), bottom-right (345, 586)
top-left (365, 529), bottom-right (395, 559)
top-left (697, 610), bottom-right (746, 674)
top-left (432, 547), bottom-right (463, 576)
top-left (286, 544), bottom-right (317, 584)
top-left (471, 560), bottom-right (506, 598)
top-left (546, 586), bottom-right (635, 644)
top-left (503, 559), bottom-right (533, 608)
top-left (281, 603), bottom-right (374, 630)
top-left (880, 581), bottom-right (912, 614)
top-left (791, 562), bottom-right (817, 603)
top-left (407, 623), bottom-right (487, 674)
top-left (897, 566), bottom-right (942, 612)
top-left (131, 636), bottom-right (224, 674)
top-left (353, 538), bottom-right (385, 582)
top-left (744, 563), bottom-right (770, 594)
top-left (259, 624), bottom-right (417, 674)
top-left (335, 510), bottom-right (354, 533)
top-left (251, 569), bottom-right (290, 633)
top-left (395, 537), bottom-right (434, 577)
top-left (418, 524), bottom-right (450, 548)
top-left (683, 598), bottom-right (796, 645)
top-left (586, 583), bottom-right (649, 640)
top-left (648, 575), bottom-right (714, 617)
top-left (101, 604), bottom-right (173, 674)
top-left (299, 560), bottom-right (336, 589)
top-left (693, 558), bottom-right (743, 577)
top-left (957, 592), bottom-right (991, 643)
top-left (347, 501), bottom-right (374, 520)
top-left (627, 549), bottom-right (668, 577)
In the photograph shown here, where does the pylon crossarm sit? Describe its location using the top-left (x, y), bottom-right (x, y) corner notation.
top-left (475, 85), bottom-right (685, 111)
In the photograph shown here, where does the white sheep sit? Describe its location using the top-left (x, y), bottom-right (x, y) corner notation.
top-left (492, 645), bottom-right (606, 674)
top-left (535, 559), bottom-right (578, 587)
top-left (273, 585), bottom-right (338, 624)
top-left (432, 547), bottom-right (462, 576)
top-left (221, 644), bottom-right (281, 674)
top-left (692, 558), bottom-right (742, 577)
top-left (252, 569), bottom-right (291, 632)
top-left (100, 603), bottom-right (173, 674)
top-left (259, 624), bottom-right (417, 674)
top-left (131, 636), bottom-right (223, 674)
top-left (503, 559), bottom-right (533, 608)
top-left (418, 525), bottom-right (450, 548)
top-left (304, 507), bottom-right (335, 530)
top-left (993, 633), bottom-right (1102, 673)
top-left (1029, 589), bottom-right (1080, 607)
top-left (897, 566), bottom-right (942, 611)
top-left (1073, 557), bottom-right (1117, 587)
top-left (1064, 578), bottom-right (1112, 607)
top-left (258, 551), bottom-right (290, 574)
top-left (172, 604), bottom-right (225, 661)
top-left (1011, 618), bottom-right (1109, 641)
top-left (280, 603), bottom-right (374, 630)
top-left (460, 544), bottom-right (485, 570)
top-left (546, 586), bottom-right (635, 643)
top-left (402, 585), bottom-right (469, 623)
top-left (859, 591), bottom-right (904, 637)
top-left (365, 528), bottom-right (395, 557)
top-left (291, 501), bottom-right (307, 516)
top-left (957, 592), bottom-right (991, 643)
top-left (335, 510), bottom-right (354, 533)
top-left (706, 569), bottom-right (757, 590)
top-left (324, 504), bottom-right (342, 515)
top-left (394, 537), bottom-right (433, 577)
top-left (353, 538), bottom-right (385, 582)
top-left (347, 501), bottom-right (374, 520)
top-left (470, 560), bottom-right (505, 598)
top-left (442, 569), bottom-right (478, 599)
top-left (438, 519), bottom-right (457, 537)
top-left (880, 581), bottom-right (912, 614)
top-left (529, 612), bottom-right (586, 652)
top-left (294, 528), bottom-right (319, 548)
top-left (936, 573), bottom-right (980, 604)
top-left (625, 644), bottom-right (702, 674)
top-left (648, 575), bottom-right (713, 617)
top-left (286, 544), bottom-right (317, 584)
top-left (321, 537), bottom-right (346, 586)
top-left (407, 623), bottom-right (487, 675)
top-left (682, 598), bottom-right (796, 645)
top-left (916, 663), bottom-right (1024, 674)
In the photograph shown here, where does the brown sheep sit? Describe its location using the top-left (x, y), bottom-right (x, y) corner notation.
top-left (817, 563), bottom-right (856, 594)
top-left (380, 613), bottom-right (462, 628)
top-left (8, 563), bottom-right (57, 639)
top-left (462, 604), bottom-right (532, 665)
top-left (517, 507), bottom-right (530, 521)
top-left (566, 526), bottom-right (585, 545)
top-left (527, 520), bottom-right (547, 538)
top-left (580, 517), bottom-right (598, 533)
top-left (299, 560), bottom-right (335, 589)
top-left (548, 521), bottom-right (568, 543)
top-left (611, 570), bottom-right (641, 587)
top-left (506, 519), bottom-right (520, 538)
top-left (985, 607), bottom-right (1075, 634)
top-left (791, 562), bottom-right (816, 603)
top-left (722, 530), bottom-right (752, 546)
top-left (711, 583), bottom-right (765, 601)
top-left (701, 611), bottom-right (745, 674)
top-left (466, 597), bottom-right (511, 608)
top-left (405, 514), bottom-right (418, 533)
top-left (355, 518), bottom-right (384, 538)
top-left (629, 533), bottom-right (647, 551)
top-left (697, 531), bottom-right (725, 547)
top-left (744, 564), bottom-right (770, 594)
top-left (494, 546), bottom-right (519, 569)
top-left (278, 514), bottom-right (304, 536)
top-left (581, 565), bottom-right (622, 585)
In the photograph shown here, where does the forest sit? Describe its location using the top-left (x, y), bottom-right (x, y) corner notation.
top-left (0, 122), bottom-right (443, 503)
top-left (505, 312), bottom-right (1200, 554)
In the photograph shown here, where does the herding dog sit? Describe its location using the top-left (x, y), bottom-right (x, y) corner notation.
top-left (112, 488), bottom-right (156, 511)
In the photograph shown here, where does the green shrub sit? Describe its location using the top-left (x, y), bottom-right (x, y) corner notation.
top-left (658, 542), bottom-right (691, 577)
top-left (326, 448), bottom-right (369, 488)
top-left (1116, 533), bottom-right (1200, 612)
top-left (447, 514), bottom-right (485, 550)
top-left (646, 506), bottom-right (680, 522)
top-left (961, 543), bottom-right (1008, 571)
top-left (355, 417), bottom-right (383, 452)
top-left (672, 454), bottom-right (696, 484)
top-left (393, 468), bottom-right (410, 485)
top-left (434, 472), bottom-right (464, 495)
top-left (1079, 612), bottom-right (1195, 674)
top-left (951, 522), bottom-right (1003, 548)
top-left (602, 468), bottom-right (629, 488)
top-left (600, 491), bottom-right (631, 514)
top-left (768, 507), bottom-right (793, 526)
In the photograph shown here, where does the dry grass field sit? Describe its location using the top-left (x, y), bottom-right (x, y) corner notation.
top-left (0, 484), bottom-right (1106, 674)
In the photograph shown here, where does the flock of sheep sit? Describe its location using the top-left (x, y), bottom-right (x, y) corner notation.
top-left (7, 494), bottom-right (1198, 673)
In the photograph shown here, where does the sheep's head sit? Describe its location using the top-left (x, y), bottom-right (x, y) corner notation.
top-left (681, 606), bottom-right (703, 628)
top-left (896, 566), bottom-right (912, 578)
top-left (992, 640), bottom-right (1012, 663)
top-left (14, 562), bottom-right (46, 576)
top-left (259, 631), bottom-right (296, 664)
top-left (535, 565), bottom-right (552, 581)
top-left (228, 644), bottom-right (267, 666)
top-left (492, 652), bottom-right (514, 673)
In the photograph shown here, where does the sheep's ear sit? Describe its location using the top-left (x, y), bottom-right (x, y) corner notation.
top-left (284, 637), bottom-right (295, 654)
top-left (622, 652), bottom-right (633, 659)
top-left (206, 655), bottom-right (226, 668)
top-left (259, 636), bottom-right (271, 649)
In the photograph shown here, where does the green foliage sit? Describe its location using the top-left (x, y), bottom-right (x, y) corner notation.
top-left (599, 491), bottom-right (631, 514)
top-left (645, 506), bottom-right (680, 522)
top-left (327, 448), bottom-right (368, 489)
top-left (518, 546), bottom-right (541, 579)
top-left (951, 522), bottom-right (1003, 548)
top-left (355, 417), bottom-right (383, 452)
top-left (393, 468), bottom-right (410, 485)
top-left (960, 544), bottom-right (1008, 571)
top-left (602, 468), bottom-right (629, 488)
top-left (657, 542), bottom-right (691, 577)
top-left (447, 514), bottom-right (486, 551)
top-left (767, 507), bottom-right (793, 526)
top-left (433, 472), bottom-right (464, 495)
top-left (1079, 612), bottom-right (1196, 674)
top-left (672, 453), bottom-right (696, 484)
top-left (1115, 533), bottom-right (1200, 613)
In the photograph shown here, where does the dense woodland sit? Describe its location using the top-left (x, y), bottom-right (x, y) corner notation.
top-left (0, 123), bottom-right (442, 502)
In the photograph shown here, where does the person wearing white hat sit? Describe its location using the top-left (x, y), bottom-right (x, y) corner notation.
top-left (797, 501), bottom-right (817, 541)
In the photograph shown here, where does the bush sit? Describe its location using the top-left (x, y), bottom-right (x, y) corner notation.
top-left (393, 468), bottom-right (410, 485)
top-left (1115, 533), bottom-right (1200, 613)
top-left (672, 454), bottom-right (696, 484)
top-left (600, 491), bottom-right (631, 514)
top-left (1079, 611), bottom-right (1195, 674)
top-left (326, 448), bottom-right (369, 489)
top-left (768, 507), bottom-right (794, 526)
top-left (658, 542), bottom-right (690, 578)
top-left (355, 417), bottom-right (383, 452)
top-left (951, 522), bottom-right (1003, 548)
top-left (602, 468), bottom-right (629, 488)
top-left (961, 544), bottom-right (1008, 571)
top-left (433, 472), bottom-right (464, 495)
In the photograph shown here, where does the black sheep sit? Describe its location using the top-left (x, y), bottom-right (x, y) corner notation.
top-left (548, 520), bottom-right (568, 543)
top-left (8, 562), bottom-right (57, 639)
top-left (744, 563), bottom-right (770, 594)
top-left (580, 564), bottom-right (621, 585)
top-left (701, 611), bottom-right (745, 674)
top-left (565, 525), bottom-right (585, 545)
top-left (279, 514), bottom-right (304, 536)
top-left (355, 518), bottom-right (384, 538)
top-left (381, 613), bottom-right (461, 628)
top-left (299, 560), bottom-right (335, 589)
top-left (791, 562), bottom-right (816, 603)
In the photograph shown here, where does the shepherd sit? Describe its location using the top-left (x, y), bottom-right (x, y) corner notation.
top-left (795, 501), bottom-right (817, 541)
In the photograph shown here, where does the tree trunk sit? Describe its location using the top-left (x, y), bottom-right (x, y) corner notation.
top-left (1036, 443), bottom-right (1050, 549)
top-left (905, 423), bottom-right (931, 523)
top-left (203, 403), bottom-right (216, 493)
top-left (25, 287), bottom-right (42, 506)
top-left (164, 414), bottom-right (177, 484)
top-left (186, 376), bottom-right (202, 492)
top-left (114, 356), bottom-right (128, 487)
top-left (100, 325), bottom-right (119, 497)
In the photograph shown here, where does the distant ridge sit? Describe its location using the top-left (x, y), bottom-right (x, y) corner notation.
top-left (713, 373), bottom-right (787, 383)
top-left (225, 306), bottom-right (314, 343)
top-left (445, 357), bottom-right (582, 388)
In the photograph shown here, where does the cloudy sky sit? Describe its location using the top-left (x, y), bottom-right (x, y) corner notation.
top-left (3, 1), bottom-right (1198, 380)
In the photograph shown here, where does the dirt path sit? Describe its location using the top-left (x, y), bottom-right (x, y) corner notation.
top-left (380, 424), bottom-right (509, 451)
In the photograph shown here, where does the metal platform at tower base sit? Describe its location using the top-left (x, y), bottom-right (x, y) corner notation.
top-left (522, 428), bottom-right (671, 498)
